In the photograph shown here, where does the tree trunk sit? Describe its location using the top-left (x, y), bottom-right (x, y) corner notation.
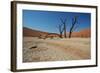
top-left (64, 24), bottom-right (66, 38)
top-left (59, 32), bottom-right (63, 38)
top-left (69, 31), bottom-right (72, 38)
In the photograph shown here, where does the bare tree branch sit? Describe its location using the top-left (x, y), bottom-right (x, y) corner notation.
top-left (60, 18), bottom-right (67, 38)
top-left (56, 24), bottom-right (64, 38)
top-left (69, 16), bottom-right (78, 38)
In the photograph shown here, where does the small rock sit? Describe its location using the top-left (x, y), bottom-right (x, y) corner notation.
top-left (29, 46), bottom-right (37, 49)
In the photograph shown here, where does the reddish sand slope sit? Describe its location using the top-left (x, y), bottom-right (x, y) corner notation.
top-left (68, 28), bottom-right (91, 38)
top-left (23, 27), bottom-right (90, 38)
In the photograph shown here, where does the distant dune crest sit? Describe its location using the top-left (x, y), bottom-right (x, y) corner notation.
top-left (23, 27), bottom-right (90, 38)
top-left (23, 27), bottom-right (47, 37)
top-left (70, 28), bottom-right (91, 38)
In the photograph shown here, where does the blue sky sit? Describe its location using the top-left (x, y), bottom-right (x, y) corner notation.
top-left (23, 10), bottom-right (91, 33)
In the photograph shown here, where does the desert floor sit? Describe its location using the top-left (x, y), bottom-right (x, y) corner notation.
top-left (23, 37), bottom-right (91, 62)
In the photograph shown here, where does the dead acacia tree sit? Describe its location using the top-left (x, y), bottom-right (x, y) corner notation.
top-left (60, 18), bottom-right (67, 38)
top-left (57, 24), bottom-right (64, 38)
top-left (69, 16), bottom-right (78, 38)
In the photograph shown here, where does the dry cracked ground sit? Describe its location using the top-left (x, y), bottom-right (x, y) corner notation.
top-left (23, 37), bottom-right (91, 62)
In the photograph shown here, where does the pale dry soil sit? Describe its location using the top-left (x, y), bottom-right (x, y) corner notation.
top-left (23, 37), bottom-right (91, 62)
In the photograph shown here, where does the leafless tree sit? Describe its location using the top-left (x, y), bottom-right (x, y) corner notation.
top-left (69, 16), bottom-right (78, 38)
top-left (57, 24), bottom-right (64, 38)
top-left (60, 18), bottom-right (67, 38)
